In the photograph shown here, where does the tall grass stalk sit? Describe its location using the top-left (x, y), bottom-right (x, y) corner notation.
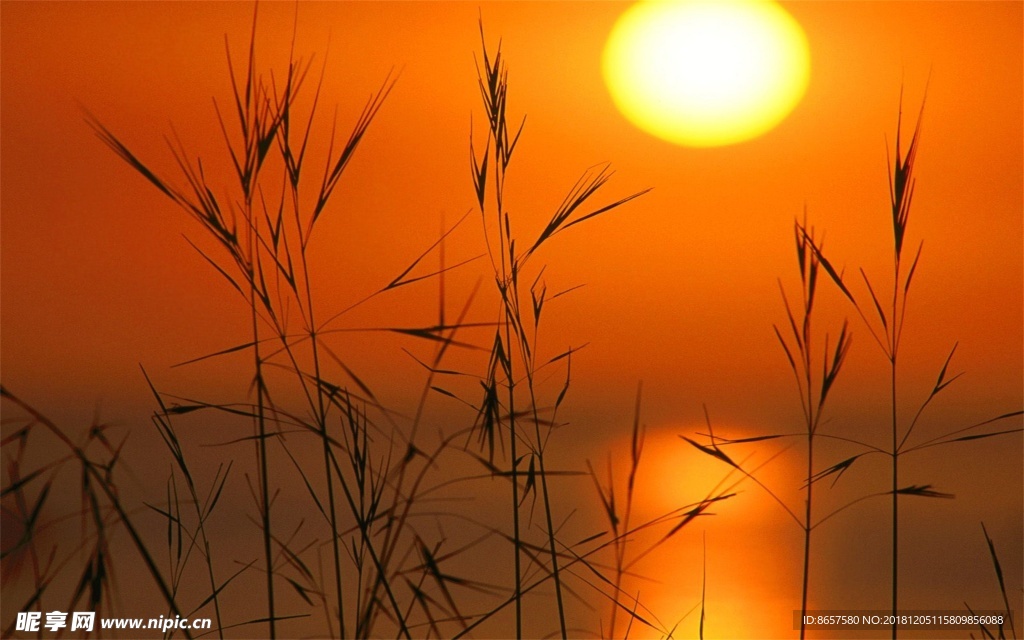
top-left (143, 368), bottom-right (234, 638)
top-left (83, 14), bottom-right (661, 638)
top-left (795, 97), bottom-right (933, 638)
top-left (774, 218), bottom-right (851, 639)
top-left (684, 216), bottom-right (854, 639)
top-left (85, 8), bottom-right (416, 636)
top-left (975, 522), bottom-right (1018, 640)
top-left (93, 14), bottom-right (287, 626)
top-left (799, 96), bottom-right (1023, 639)
top-left (587, 384), bottom-right (645, 639)
top-left (684, 95), bottom-right (1021, 639)
top-left (469, 25), bottom-right (648, 638)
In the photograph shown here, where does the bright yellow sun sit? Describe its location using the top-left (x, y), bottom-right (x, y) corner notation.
top-left (603, 0), bottom-right (810, 147)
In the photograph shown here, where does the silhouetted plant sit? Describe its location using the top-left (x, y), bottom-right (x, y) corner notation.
top-left (1, 10), bottom-right (698, 640)
top-left (800, 97), bottom-right (1022, 638)
top-left (686, 95), bottom-right (1022, 640)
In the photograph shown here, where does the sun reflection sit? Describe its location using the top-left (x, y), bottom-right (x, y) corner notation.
top-left (604, 425), bottom-right (802, 638)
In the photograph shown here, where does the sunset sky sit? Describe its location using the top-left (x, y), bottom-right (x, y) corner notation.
top-left (2, 2), bottom-right (1021, 638)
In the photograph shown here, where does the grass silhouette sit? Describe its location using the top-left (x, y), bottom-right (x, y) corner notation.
top-left (4, 14), bottom-right (709, 640)
top-left (685, 95), bottom-right (1022, 639)
top-left (2, 9), bottom-right (1021, 640)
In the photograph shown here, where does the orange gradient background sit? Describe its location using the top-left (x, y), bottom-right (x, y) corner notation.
top-left (2, 2), bottom-right (1021, 639)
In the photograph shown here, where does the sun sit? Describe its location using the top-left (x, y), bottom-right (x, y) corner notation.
top-left (603, 0), bottom-right (810, 148)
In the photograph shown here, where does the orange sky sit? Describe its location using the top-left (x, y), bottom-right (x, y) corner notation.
top-left (2, 2), bottom-right (1021, 639)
